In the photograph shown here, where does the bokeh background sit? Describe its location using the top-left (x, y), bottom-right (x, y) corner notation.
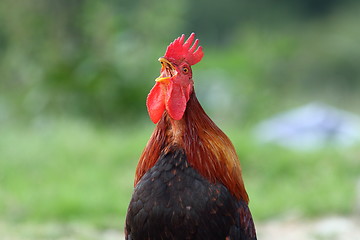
top-left (1, 0), bottom-right (360, 239)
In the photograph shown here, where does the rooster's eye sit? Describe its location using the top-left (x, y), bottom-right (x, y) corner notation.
top-left (183, 67), bottom-right (189, 74)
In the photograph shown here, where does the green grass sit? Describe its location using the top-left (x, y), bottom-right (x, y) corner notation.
top-left (0, 119), bottom-right (151, 228)
top-left (226, 129), bottom-right (360, 219)
top-left (0, 118), bottom-right (359, 229)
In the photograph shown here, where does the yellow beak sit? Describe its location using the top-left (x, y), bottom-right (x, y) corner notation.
top-left (155, 77), bottom-right (171, 83)
top-left (155, 57), bottom-right (175, 84)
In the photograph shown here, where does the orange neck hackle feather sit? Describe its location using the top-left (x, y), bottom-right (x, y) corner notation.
top-left (135, 92), bottom-right (249, 203)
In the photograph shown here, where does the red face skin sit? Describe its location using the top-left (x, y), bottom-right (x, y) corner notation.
top-left (146, 58), bottom-right (194, 124)
top-left (146, 33), bottom-right (204, 124)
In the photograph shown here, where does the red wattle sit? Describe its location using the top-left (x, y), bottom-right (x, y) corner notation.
top-left (146, 82), bottom-right (165, 123)
top-left (165, 82), bottom-right (190, 121)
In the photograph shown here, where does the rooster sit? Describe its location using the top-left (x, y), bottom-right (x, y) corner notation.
top-left (125, 33), bottom-right (256, 240)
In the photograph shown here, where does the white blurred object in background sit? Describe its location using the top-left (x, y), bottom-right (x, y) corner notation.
top-left (253, 103), bottom-right (360, 151)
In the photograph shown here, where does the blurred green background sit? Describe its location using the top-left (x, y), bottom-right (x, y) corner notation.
top-left (1, 0), bottom-right (360, 237)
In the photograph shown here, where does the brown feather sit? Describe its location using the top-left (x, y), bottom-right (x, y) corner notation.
top-left (135, 92), bottom-right (249, 202)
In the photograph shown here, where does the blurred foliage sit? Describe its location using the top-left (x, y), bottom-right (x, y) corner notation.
top-left (0, 0), bottom-right (359, 124)
top-left (0, 0), bottom-right (186, 122)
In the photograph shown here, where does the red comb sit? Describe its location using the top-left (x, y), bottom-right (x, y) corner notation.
top-left (163, 33), bottom-right (204, 66)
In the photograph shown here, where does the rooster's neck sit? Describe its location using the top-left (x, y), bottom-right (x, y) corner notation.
top-left (135, 92), bottom-right (249, 202)
top-left (168, 117), bottom-right (186, 146)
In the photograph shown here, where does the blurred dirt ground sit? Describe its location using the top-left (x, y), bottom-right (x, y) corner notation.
top-left (258, 215), bottom-right (360, 240)
top-left (1, 216), bottom-right (359, 240)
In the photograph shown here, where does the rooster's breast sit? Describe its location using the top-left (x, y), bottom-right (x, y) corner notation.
top-left (125, 147), bottom-right (250, 240)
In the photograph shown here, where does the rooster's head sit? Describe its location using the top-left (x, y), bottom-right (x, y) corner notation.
top-left (146, 33), bottom-right (204, 124)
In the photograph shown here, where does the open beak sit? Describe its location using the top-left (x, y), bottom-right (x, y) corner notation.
top-left (155, 57), bottom-right (176, 84)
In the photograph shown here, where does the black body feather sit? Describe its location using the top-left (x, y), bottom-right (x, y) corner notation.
top-left (125, 147), bottom-right (256, 240)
